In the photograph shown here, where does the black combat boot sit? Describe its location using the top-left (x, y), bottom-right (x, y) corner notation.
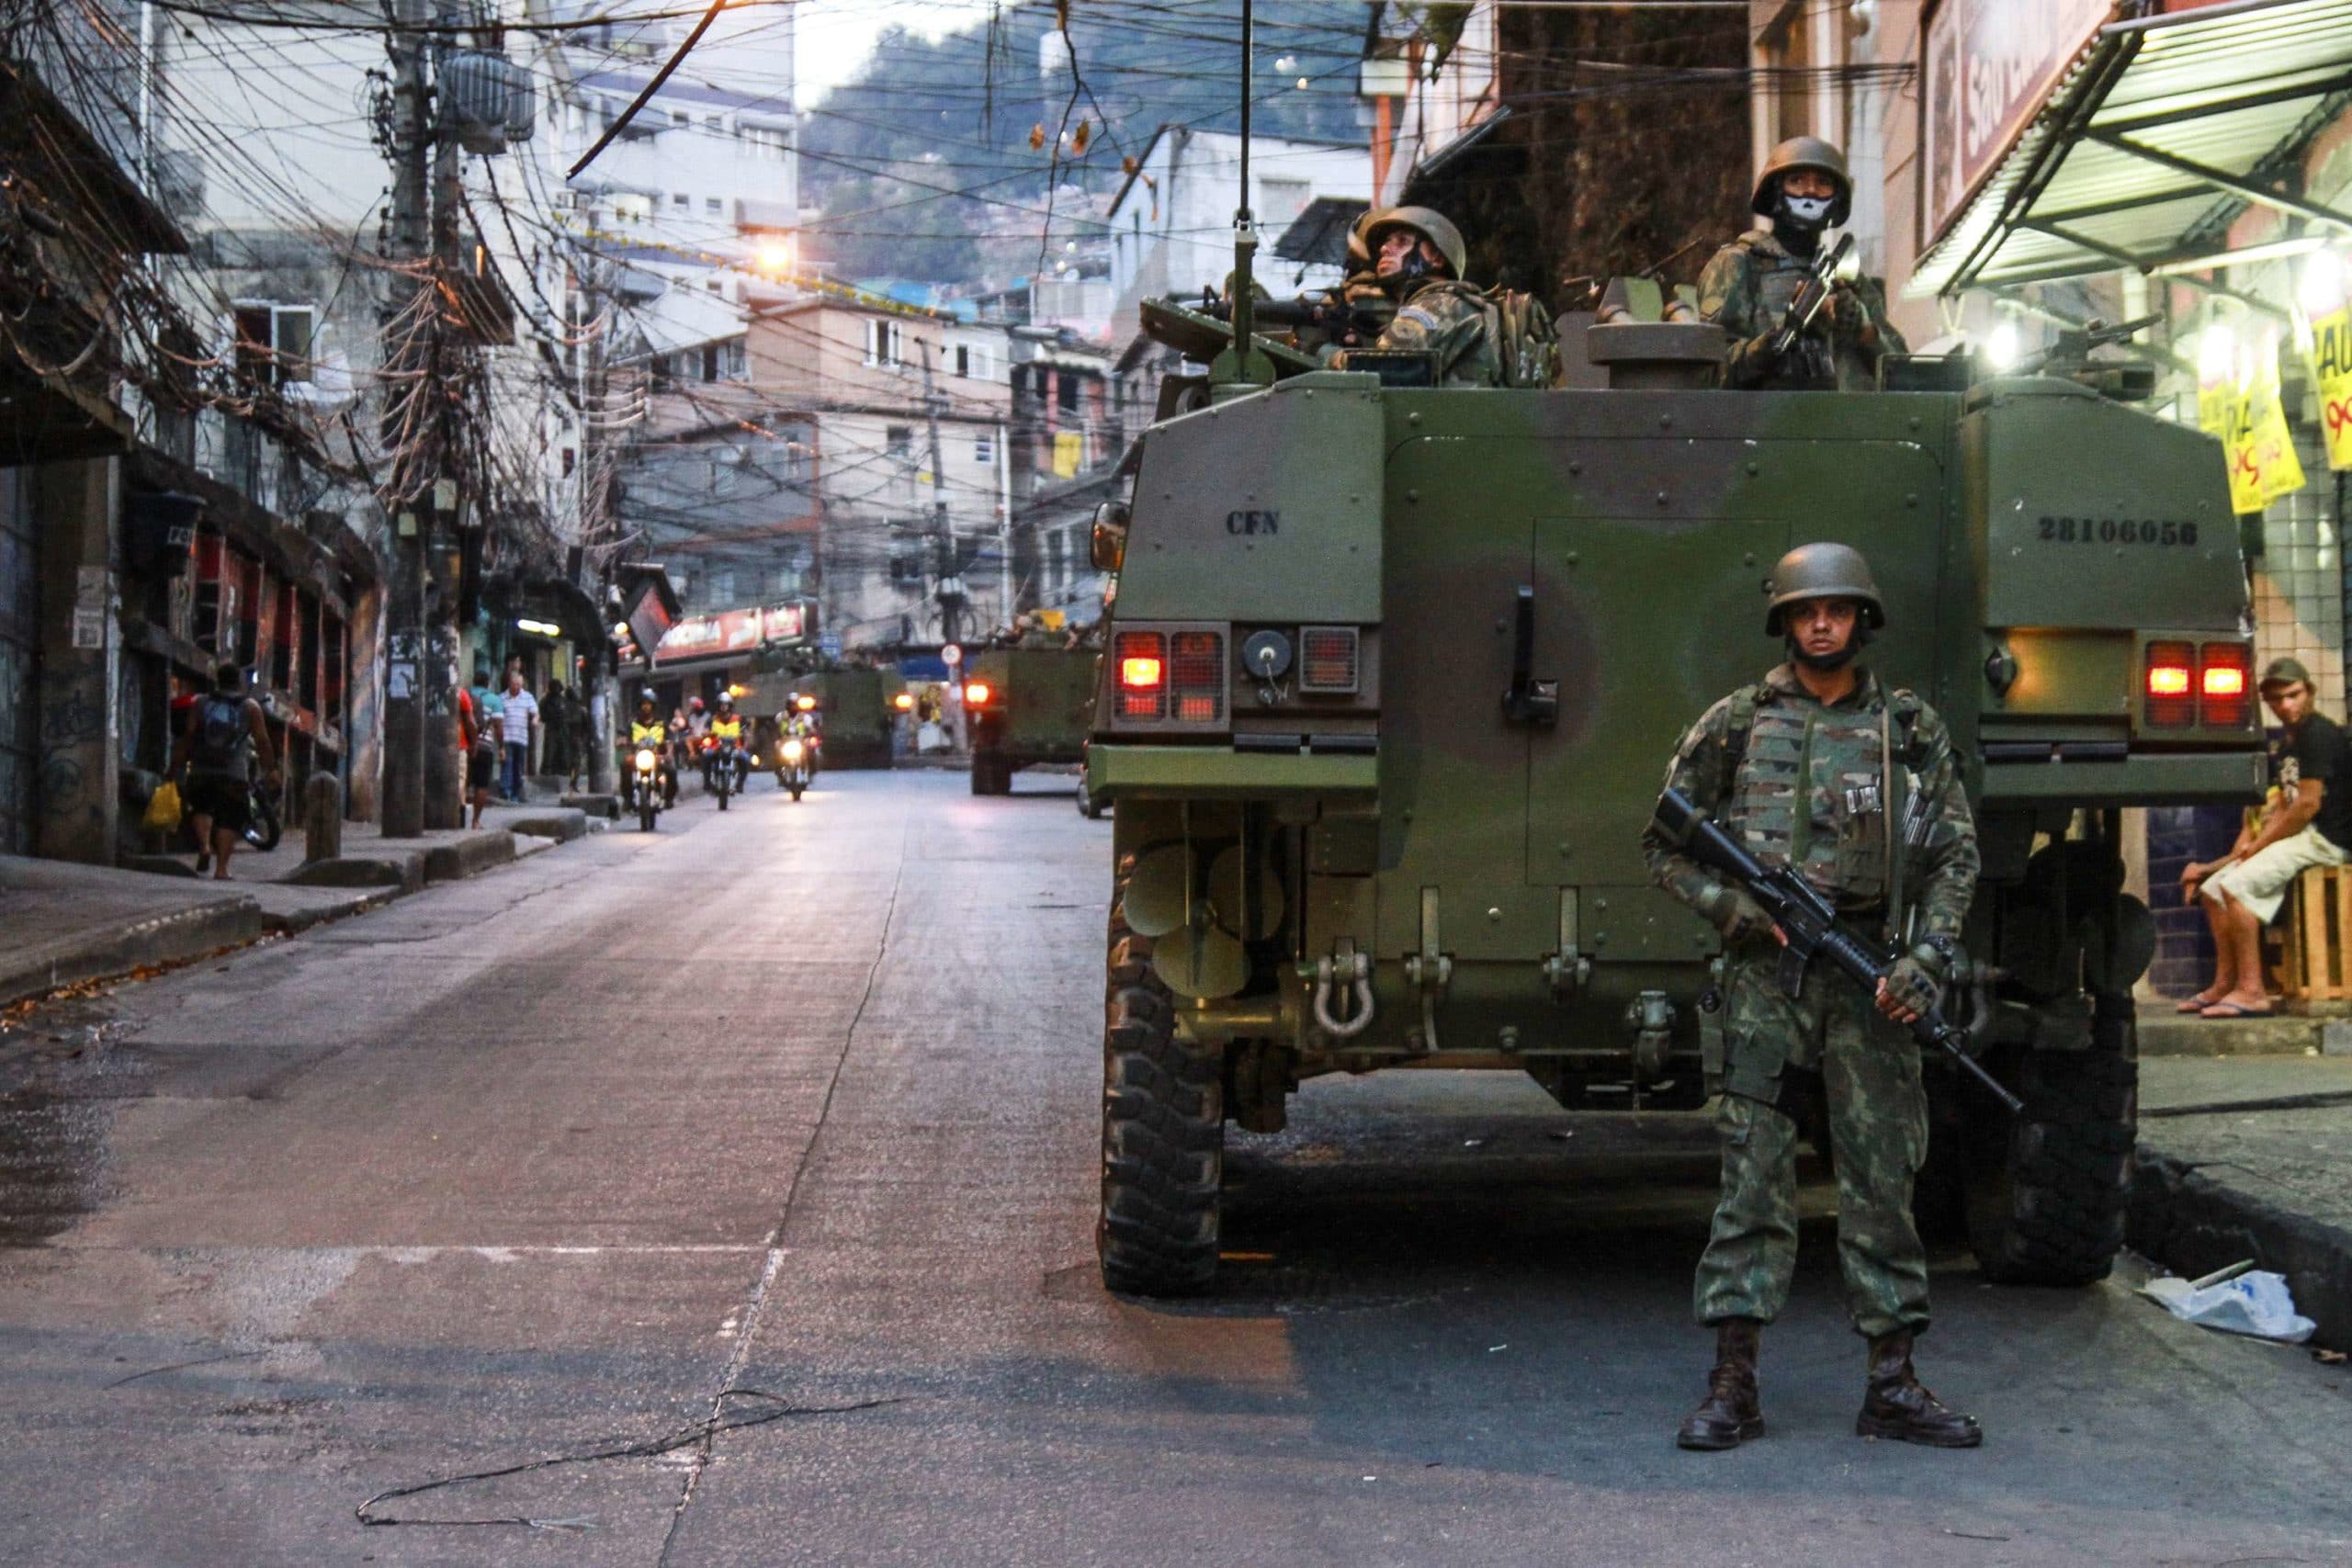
top-left (1676, 1319), bottom-right (1764, 1450)
top-left (1856, 1329), bottom-right (1982, 1448)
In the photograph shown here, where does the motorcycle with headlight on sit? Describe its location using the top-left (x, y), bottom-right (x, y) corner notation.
top-left (775, 733), bottom-right (812, 801)
top-left (627, 743), bottom-right (669, 832)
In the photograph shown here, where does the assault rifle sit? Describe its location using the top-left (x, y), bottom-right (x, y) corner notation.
top-left (1765, 230), bottom-right (1856, 365)
top-left (1653, 786), bottom-right (2022, 1114)
top-left (1199, 290), bottom-right (1386, 344)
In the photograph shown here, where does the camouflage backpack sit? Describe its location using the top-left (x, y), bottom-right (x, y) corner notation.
top-left (1487, 288), bottom-right (1560, 389)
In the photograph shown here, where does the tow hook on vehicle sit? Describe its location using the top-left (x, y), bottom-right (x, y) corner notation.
top-left (1544, 888), bottom-right (1591, 1001)
top-left (1402, 953), bottom-right (1452, 1052)
top-left (1625, 989), bottom-right (1677, 1081)
top-left (1310, 943), bottom-right (1374, 1040)
top-left (1405, 887), bottom-right (1453, 1052)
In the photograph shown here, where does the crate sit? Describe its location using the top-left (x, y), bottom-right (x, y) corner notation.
top-left (2278, 863), bottom-right (2352, 1007)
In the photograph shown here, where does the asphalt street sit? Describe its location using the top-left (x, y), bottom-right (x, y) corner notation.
top-left (0, 769), bottom-right (2345, 1566)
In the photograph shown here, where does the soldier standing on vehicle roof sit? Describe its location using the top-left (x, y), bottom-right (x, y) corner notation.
top-left (1641, 542), bottom-right (1983, 1452)
top-left (1341, 206), bottom-right (1503, 388)
top-left (1700, 138), bottom-right (1907, 390)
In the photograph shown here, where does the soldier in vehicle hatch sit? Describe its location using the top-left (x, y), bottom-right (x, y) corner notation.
top-left (1700, 137), bottom-right (1906, 389)
top-left (1641, 543), bottom-right (1984, 1453)
top-left (1341, 206), bottom-right (1502, 388)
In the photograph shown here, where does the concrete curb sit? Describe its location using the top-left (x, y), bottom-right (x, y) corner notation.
top-left (285, 852), bottom-right (424, 893)
top-left (2139, 1013), bottom-right (2350, 1057)
top-left (504, 809), bottom-right (588, 842)
top-left (422, 830), bottom-right (515, 885)
top-left (0, 896), bottom-right (263, 1010)
top-left (2131, 1145), bottom-right (2352, 1350)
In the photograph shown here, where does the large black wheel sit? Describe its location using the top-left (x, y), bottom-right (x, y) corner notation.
top-left (789, 784), bottom-right (804, 802)
top-left (1098, 858), bottom-right (1224, 1295)
top-left (1962, 989), bottom-right (2137, 1285)
top-left (639, 800), bottom-right (657, 832)
top-left (970, 752), bottom-right (1012, 796)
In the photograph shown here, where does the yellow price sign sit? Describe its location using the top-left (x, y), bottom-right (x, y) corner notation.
top-left (2311, 307), bottom-right (2352, 472)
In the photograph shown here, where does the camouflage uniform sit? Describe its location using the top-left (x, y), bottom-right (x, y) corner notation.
top-left (1697, 230), bottom-right (1908, 391)
top-left (1644, 662), bottom-right (1978, 1337)
top-left (1371, 278), bottom-right (1502, 388)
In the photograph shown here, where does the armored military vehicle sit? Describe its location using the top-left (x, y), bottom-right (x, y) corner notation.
top-left (1086, 288), bottom-right (2264, 1298)
top-left (792, 667), bottom-right (902, 769)
top-left (964, 645), bottom-right (1099, 801)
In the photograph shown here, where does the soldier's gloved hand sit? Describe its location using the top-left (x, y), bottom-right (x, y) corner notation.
top-left (1881, 947), bottom-right (1945, 1021)
top-left (1702, 886), bottom-right (1778, 946)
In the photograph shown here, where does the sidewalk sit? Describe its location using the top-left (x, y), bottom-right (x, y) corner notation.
top-left (2132, 1052), bottom-right (2352, 1349)
top-left (0, 801), bottom-right (596, 1010)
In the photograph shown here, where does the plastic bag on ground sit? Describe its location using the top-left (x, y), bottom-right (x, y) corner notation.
top-left (2142, 1269), bottom-right (2316, 1343)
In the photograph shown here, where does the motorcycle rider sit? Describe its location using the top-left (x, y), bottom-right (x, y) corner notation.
top-left (625, 690), bottom-right (677, 809)
top-left (783, 691), bottom-right (822, 773)
top-left (707, 691), bottom-right (750, 792)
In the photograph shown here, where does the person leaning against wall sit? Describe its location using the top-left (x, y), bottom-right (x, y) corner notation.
top-left (2179, 658), bottom-right (2352, 1018)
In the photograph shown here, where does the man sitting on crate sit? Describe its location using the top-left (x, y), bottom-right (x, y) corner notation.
top-left (2181, 658), bottom-right (2352, 1018)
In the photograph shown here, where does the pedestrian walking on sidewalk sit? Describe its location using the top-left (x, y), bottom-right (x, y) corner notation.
top-left (2180, 658), bottom-right (2351, 1019)
top-left (171, 661), bottom-right (278, 881)
top-left (459, 684), bottom-right (493, 829)
top-left (499, 668), bottom-right (539, 805)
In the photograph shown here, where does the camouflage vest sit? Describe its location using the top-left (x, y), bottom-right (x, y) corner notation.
top-left (1721, 680), bottom-right (1920, 917)
top-left (1732, 234), bottom-right (1835, 386)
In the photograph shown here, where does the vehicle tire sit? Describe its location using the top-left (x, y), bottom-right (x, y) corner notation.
top-left (789, 784), bottom-right (804, 802)
top-left (1077, 786), bottom-right (1106, 819)
top-left (639, 801), bottom-right (657, 832)
top-left (970, 752), bottom-right (1012, 795)
top-left (1962, 989), bottom-right (2137, 1286)
top-left (1098, 859), bottom-right (1224, 1296)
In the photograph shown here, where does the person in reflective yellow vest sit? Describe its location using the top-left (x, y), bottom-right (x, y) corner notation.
top-left (625, 692), bottom-right (677, 807)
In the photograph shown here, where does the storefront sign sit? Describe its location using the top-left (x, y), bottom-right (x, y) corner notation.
top-left (1921, 0), bottom-right (2111, 243)
top-left (2309, 307), bottom-right (2352, 472)
top-left (652, 601), bottom-right (809, 663)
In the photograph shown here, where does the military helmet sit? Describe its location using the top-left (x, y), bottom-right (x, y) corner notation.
top-left (1363, 205), bottom-right (1467, 279)
top-left (1345, 205), bottom-right (1377, 270)
top-left (1764, 541), bottom-right (1884, 635)
top-left (1751, 136), bottom-right (1852, 227)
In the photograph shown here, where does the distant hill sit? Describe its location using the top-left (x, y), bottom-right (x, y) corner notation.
top-left (803, 1), bottom-right (1365, 280)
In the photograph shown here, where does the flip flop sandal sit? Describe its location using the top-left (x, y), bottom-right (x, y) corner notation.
top-left (2199, 1001), bottom-right (2274, 1019)
top-left (2177, 994), bottom-right (2225, 1013)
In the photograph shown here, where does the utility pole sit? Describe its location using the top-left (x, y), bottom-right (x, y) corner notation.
top-left (995, 417), bottom-right (1012, 625)
top-left (920, 342), bottom-right (962, 646)
top-left (422, 96), bottom-right (465, 829)
top-left (378, 0), bottom-right (433, 838)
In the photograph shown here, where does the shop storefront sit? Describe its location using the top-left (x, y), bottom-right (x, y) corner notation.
top-left (1908, 0), bottom-right (2352, 995)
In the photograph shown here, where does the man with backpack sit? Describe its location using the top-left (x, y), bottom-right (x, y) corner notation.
top-left (1337, 207), bottom-right (1557, 389)
top-left (171, 661), bottom-right (278, 881)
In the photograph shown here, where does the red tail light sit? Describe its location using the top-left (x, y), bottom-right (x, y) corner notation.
top-left (2199, 642), bottom-right (2252, 728)
top-left (963, 681), bottom-right (991, 705)
top-left (2144, 641), bottom-right (2195, 727)
top-left (1170, 630), bottom-right (1226, 723)
top-left (1114, 631), bottom-right (1166, 720)
top-left (1299, 626), bottom-right (1361, 694)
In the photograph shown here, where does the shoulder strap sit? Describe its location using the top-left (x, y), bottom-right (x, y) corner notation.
top-left (1718, 682), bottom-right (1771, 799)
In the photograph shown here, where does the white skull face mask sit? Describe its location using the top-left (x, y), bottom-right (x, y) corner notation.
top-left (1781, 193), bottom-right (1835, 228)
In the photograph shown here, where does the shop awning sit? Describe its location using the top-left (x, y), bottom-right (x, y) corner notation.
top-left (1911, 0), bottom-right (2352, 297)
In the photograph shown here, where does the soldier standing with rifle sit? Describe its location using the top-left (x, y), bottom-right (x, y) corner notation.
top-left (1641, 543), bottom-right (1985, 1451)
top-left (1700, 138), bottom-right (1905, 389)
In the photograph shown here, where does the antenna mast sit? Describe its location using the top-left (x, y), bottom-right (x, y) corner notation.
top-left (1212, 0), bottom-right (1275, 388)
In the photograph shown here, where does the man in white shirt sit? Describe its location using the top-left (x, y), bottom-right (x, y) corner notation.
top-left (499, 669), bottom-right (540, 803)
